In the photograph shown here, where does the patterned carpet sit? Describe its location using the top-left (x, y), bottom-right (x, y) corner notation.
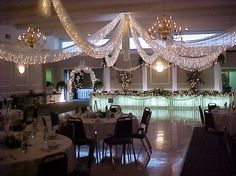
top-left (181, 127), bottom-right (235, 176)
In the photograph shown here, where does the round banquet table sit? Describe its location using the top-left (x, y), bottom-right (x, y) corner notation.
top-left (70, 113), bottom-right (139, 140)
top-left (212, 108), bottom-right (236, 136)
top-left (0, 132), bottom-right (76, 176)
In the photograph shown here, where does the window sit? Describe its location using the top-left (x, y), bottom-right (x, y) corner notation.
top-left (61, 33), bottom-right (217, 50)
top-left (45, 69), bottom-right (53, 82)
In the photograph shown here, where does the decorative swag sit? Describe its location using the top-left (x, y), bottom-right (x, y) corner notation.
top-left (0, 0), bottom-right (236, 71)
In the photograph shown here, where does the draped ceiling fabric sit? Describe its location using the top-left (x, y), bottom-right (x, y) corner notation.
top-left (0, 0), bottom-right (235, 71)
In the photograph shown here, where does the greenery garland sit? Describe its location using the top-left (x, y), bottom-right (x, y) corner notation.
top-left (92, 89), bottom-right (233, 97)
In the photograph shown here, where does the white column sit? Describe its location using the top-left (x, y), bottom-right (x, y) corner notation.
top-left (122, 14), bottom-right (130, 61)
top-left (142, 64), bottom-right (148, 91)
top-left (214, 63), bottom-right (222, 92)
top-left (171, 66), bottom-right (177, 91)
top-left (103, 67), bottom-right (111, 92)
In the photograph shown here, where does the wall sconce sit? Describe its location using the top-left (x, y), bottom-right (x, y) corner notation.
top-left (18, 64), bottom-right (26, 74)
top-left (155, 62), bottom-right (165, 72)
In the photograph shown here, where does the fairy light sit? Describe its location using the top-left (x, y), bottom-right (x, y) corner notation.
top-left (129, 15), bottom-right (236, 71)
top-left (37, 0), bottom-right (52, 17)
top-left (112, 65), bottom-right (141, 72)
top-left (51, 0), bottom-right (124, 58)
top-left (0, 10), bottom-right (235, 72)
top-left (67, 65), bottom-right (97, 96)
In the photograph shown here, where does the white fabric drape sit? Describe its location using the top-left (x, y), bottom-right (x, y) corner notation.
top-left (0, 0), bottom-right (235, 71)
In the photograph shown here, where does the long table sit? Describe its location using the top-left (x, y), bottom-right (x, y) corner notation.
top-left (90, 94), bottom-right (232, 121)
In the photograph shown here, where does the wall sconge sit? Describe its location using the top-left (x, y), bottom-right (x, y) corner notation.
top-left (18, 64), bottom-right (26, 74)
top-left (155, 62), bottom-right (165, 72)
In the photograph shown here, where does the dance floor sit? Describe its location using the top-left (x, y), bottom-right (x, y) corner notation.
top-left (78, 118), bottom-right (196, 176)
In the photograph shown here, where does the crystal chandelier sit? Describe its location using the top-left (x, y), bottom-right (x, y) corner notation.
top-left (17, 25), bottom-right (46, 48)
top-left (148, 0), bottom-right (186, 40)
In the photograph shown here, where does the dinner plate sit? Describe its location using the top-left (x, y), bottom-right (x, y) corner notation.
top-left (48, 134), bottom-right (58, 140)
top-left (48, 142), bottom-right (60, 149)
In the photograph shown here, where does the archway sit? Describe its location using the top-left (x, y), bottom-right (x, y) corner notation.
top-left (67, 64), bottom-right (97, 98)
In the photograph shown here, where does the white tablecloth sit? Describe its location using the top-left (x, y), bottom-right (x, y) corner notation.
top-left (0, 132), bottom-right (76, 176)
top-left (212, 109), bottom-right (236, 135)
top-left (71, 113), bottom-right (139, 140)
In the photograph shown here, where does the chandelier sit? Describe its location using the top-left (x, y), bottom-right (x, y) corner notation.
top-left (17, 25), bottom-right (46, 48)
top-left (148, 0), bottom-right (186, 40)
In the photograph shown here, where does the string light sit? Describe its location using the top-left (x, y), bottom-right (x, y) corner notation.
top-left (129, 15), bottom-right (236, 71)
top-left (0, 9), bottom-right (235, 72)
top-left (119, 71), bottom-right (132, 91)
top-left (37, 0), bottom-right (52, 17)
top-left (51, 0), bottom-right (124, 58)
top-left (112, 65), bottom-right (141, 72)
top-left (67, 65), bottom-right (97, 96)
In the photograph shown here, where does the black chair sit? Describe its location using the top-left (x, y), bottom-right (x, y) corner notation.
top-left (109, 105), bottom-right (121, 113)
top-left (57, 122), bottom-right (74, 140)
top-left (41, 115), bottom-right (47, 127)
top-left (224, 128), bottom-right (236, 174)
top-left (67, 118), bottom-right (95, 159)
top-left (23, 107), bottom-right (34, 124)
top-left (198, 106), bottom-right (205, 126)
top-left (50, 111), bottom-right (60, 131)
top-left (131, 107), bottom-right (152, 166)
top-left (202, 110), bottom-right (224, 145)
top-left (103, 116), bottom-right (135, 169)
top-left (208, 103), bottom-right (217, 112)
top-left (81, 106), bottom-right (88, 114)
top-left (37, 152), bottom-right (67, 176)
top-left (12, 120), bottom-right (26, 131)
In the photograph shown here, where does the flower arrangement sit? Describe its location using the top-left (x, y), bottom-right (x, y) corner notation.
top-left (93, 80), bottom-right (103, 92)
top-left (186, 71), bottom-right (204, 92)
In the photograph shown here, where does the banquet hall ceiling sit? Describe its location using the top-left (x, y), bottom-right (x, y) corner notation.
top-left (0, 0), bottom-right (236, 40)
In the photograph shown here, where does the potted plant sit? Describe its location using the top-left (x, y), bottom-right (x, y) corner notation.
top-left (56, 81), bottom-right (67, 93)
top-left (46, 81), bottom-right (54, 88)
top-left (93, 80), bottom-right (103, 92)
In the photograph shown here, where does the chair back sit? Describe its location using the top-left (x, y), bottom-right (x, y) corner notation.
top-left (208, 103), bottom-right (217, 112)
top-left (50, 111), bottom-right (59, 130)
top-left (115, 116), bottom-right (132, 138)
top-left (57, 122), bottom-right (74, 140)
top-left (204, 110), bottom-right (216, 129)
top-left (198, 106), bottom-right (205, 125)
top-left (37, 152), bottom-right (67, 176)
top-left (41, 115), bottom-right (47, 127)
top-left (140, 107), bottom-right (152, 134)
top-left (23, 107), bottom-right (34, 124)
top-left (81, 106), bottom-right (88, 113)
top-left (109, 105), bottom-right (121, 113)
top-left (224, 127), bottom-right (236, 170)
top-left (67, 117), bottom-right (87, 139)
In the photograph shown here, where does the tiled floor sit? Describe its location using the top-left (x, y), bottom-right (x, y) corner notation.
top-left (79, 118), bottom-right (198, 176)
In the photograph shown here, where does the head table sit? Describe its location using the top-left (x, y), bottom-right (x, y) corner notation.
top-left (0, 131), bottom-right (76, 176)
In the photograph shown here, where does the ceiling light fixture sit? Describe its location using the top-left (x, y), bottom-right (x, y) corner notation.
top-left (17, 25), bottom-right (46, 48)
top-left (148, 0), bottom-right (187, 40)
